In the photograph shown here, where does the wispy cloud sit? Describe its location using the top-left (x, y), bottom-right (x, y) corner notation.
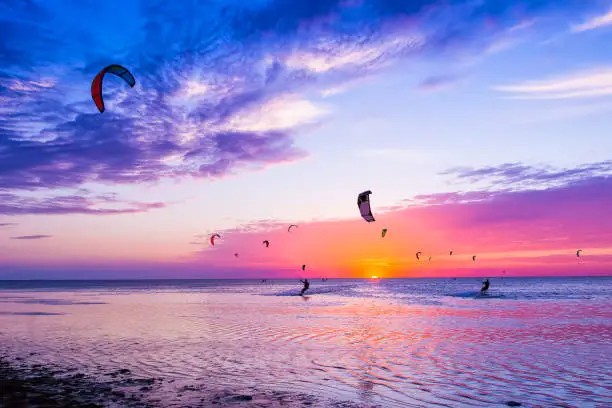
top-left (1, 0), bottom-right (598, 202)
top-left (493, 67), bottom-right (612, 99)
top-left (224, 94), bottom-right (329, 132)
top-left (442, 161), bottom-right (612, 190)
top-left (11, 235), bottom-right (52, 240)
top-left (416, 74), bottom-right (463, 93)
top-left (0, 192), bottom-right (166, 216)
top-left (571, 9), bottom-right (612, 32)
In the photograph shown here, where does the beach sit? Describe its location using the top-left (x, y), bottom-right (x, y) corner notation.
top-left (0, 278), bottom-right (611, 407)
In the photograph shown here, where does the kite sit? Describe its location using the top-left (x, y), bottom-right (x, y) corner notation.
top-left (416, 251), bottom-right (422, 261)
top-left (210, 233), bottom-right (221, 246)
top-left (263, 240), bottom-right (270, 248)
top-left (449, 250), bottom-right (453, 256)
top-left (91, 64), bottom-right (135, 113)
top-left (302, 264), bottom-right (306, 271)
top-left (288, 224), bottom-right (298, 232)
top-left (381, 228), bottom-right (387, 238)
top-left (428, 256), bottom-right (432, 262)
top-left (472, 255), bottom-right (477, 262)
top-left (234, 253), bottom-right (239, 258)
top-left (576, 249), bottom-right (582, 257)
top-left (357, 190), bottom-right (375, 222)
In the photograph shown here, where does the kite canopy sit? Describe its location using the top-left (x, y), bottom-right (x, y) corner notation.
top-left (288, 224), bottom-right (298, 232)
top-left (416, 251), bottom-right (422, 260)
top-left (302, 264), bottom-right (306, 271)
top-left (234, 253), bottom-right (239, 258)
top-left (91, 64), bottom-right (135, 113)
top-left (210, 233), bottom-right (221, 246)
top-left (449, 250), bottom-right (453, 256)
top-left (576, 249), bottom-right (582, 257)
top-left (472, 255), bottom-right (477, 262)
top-left (357, 190), bottom-right (375, 222)
top-left (263, 240), bottom-right (270, 248)
top-left (381, 228), bottom-right (387, 238)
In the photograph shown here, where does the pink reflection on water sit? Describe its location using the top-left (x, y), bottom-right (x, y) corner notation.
top-left (0, 290), bottom-right (610, 407)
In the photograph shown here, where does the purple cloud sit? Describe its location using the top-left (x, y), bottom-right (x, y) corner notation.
top-left (390, 174), bottom-right (612, 257)
top-left (0, 192), bottom-right (165, 216)
top-left (407, 162), bottom-right (612, 231)
top-left (410, 190), bottom-right (501, 206)
top-left (442, 161), bottom-right (612, 189)
top-left (11, 235), bottom-right (52, 240)
top-left (1, 0), bottom-right (602, 207)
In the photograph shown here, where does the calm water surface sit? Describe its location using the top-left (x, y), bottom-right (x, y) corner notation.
top-left (0, 277), bottom-right (611, 407)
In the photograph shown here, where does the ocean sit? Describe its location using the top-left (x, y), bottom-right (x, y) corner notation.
top-left (0, 277), bottom-right (611, 407)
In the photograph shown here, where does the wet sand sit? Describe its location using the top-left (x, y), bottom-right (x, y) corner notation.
top-left (1, 356), bottom-right (111, 408)
top-left (0, 355), bottom-right (373, 408)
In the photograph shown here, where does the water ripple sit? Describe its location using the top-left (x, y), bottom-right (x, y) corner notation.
top-left (0, 281), bottom-right (611, 407)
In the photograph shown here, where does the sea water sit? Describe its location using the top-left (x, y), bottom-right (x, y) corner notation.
top-left (0, 277), bottom-right (611, 407)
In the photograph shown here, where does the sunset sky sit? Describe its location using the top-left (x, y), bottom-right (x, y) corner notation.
top-left (2, 0), bottom-right (612, 279)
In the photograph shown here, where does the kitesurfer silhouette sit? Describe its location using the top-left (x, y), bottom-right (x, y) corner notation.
top-left (481, 279), bottom-right (490, 294)
top-left (299, 279), bottom-right (310, 296)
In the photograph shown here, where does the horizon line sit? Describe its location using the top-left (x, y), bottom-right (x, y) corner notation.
top-left (0, 275), bottom-right (610, 282)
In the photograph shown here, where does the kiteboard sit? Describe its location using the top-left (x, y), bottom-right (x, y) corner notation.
top-left (474, 293), bottom-right (504, 299)
top-left (450, 292), bottom-right (504, 299)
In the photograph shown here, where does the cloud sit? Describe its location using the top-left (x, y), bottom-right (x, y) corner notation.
top-left (11, 235), bottom-right (52, 240)
top-left (416, 74), bottom-right (463, 92)
top-left (223, 94), bottom-right (330, 132)
top-left (493, 67), bottom-right (612, 99)
top-left (409, 190), bottom-right (501, 206)
top-left (0, 191), bottom-right (166, 216)
top-left (571, 9), bottom-right (612, 32)
top-left (409, 175), bottom-right (612, 239)
top-left (0, 223), bottom-right (18, 227)
top-left (2, 0), bottom-right (599, 196)
top-left (442, 161), bottom-right (612, 190)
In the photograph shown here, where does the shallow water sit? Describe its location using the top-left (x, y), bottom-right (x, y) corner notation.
top-left (0, 277), bottom-right (611, 407)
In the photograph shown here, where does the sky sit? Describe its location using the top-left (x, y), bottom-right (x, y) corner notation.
top-left (2, 0), bottom-right (612, 279)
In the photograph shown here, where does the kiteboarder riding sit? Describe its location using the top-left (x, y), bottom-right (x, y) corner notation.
top-left (481, 279), bottom-right (490, 295)
top-left (299, 279), bottom-right (310, 296)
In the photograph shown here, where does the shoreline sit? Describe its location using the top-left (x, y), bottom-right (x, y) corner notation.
top-left (0, 355), bottom-right (376, 408)
top-left (0, 355), bottom-right (148, 408)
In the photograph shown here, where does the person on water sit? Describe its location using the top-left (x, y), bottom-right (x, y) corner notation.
top-left (299, 279), bottom-right (310, 296)
top-left (481, 278), bottom-right (490, 294)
